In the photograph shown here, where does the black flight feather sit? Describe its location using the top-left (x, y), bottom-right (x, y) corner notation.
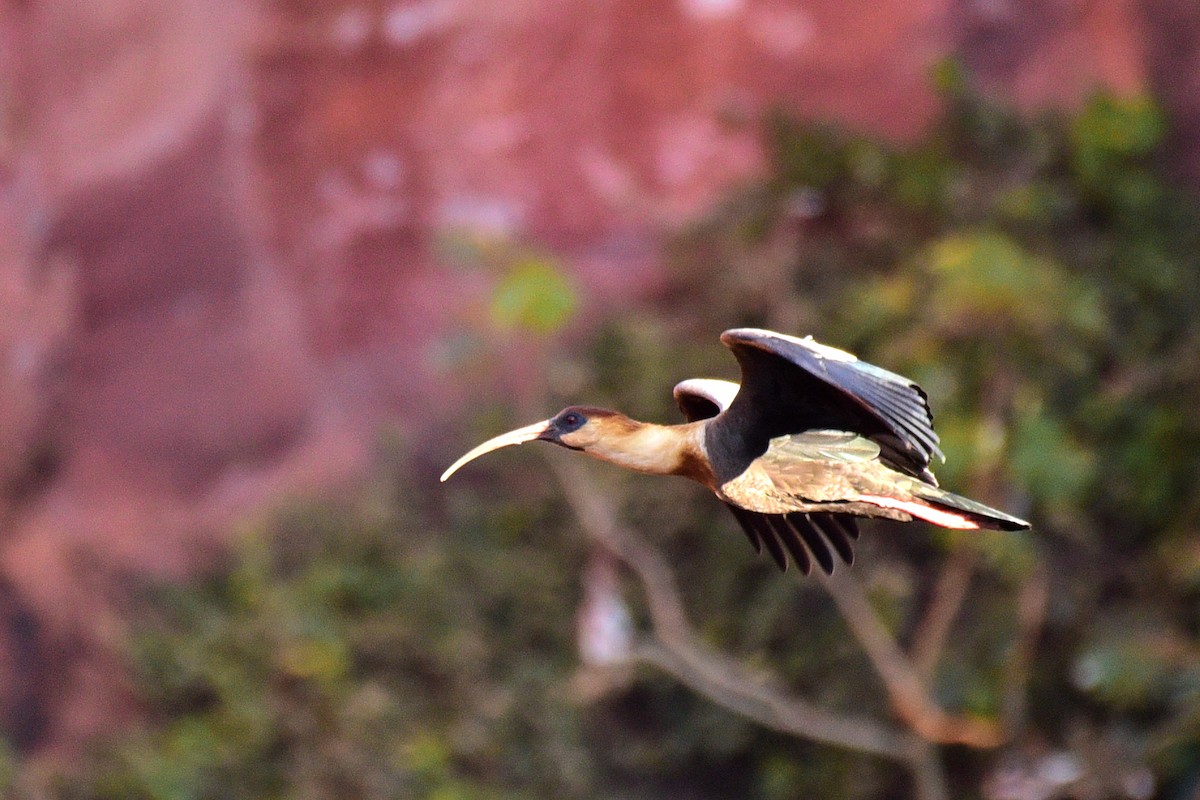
top-left (717, 329), bottom-right (943, 481)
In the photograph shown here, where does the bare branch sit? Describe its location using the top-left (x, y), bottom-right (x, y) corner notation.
top-left (1001, 563), bottom-right (1050, 729)
top-left (632, 640), bottom-right (920, 762)
top-left (910, 546), bottom-right (981, 683)
top-left (549, 457), bottom-right (949, 800)
top-left (548, 459), bottom-right (689, 644)
top-left (816, 568), bottom-right (1006, 748)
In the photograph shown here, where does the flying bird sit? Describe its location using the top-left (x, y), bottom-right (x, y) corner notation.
top-left (441, 328), bottom-right (1029, 573)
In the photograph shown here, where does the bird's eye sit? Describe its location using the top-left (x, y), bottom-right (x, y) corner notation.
top-left (563, 413), bottom-right (581, 427)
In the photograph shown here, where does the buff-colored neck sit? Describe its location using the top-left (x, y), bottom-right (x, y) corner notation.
top-left (584, 419), bottom-right (709, 481)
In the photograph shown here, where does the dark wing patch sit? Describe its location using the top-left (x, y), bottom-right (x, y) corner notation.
top-left (673, 378), bottom-right (740, 422)
top-left (677, 392), bottom-right (722, 422)
top-left (788, 515), bottom-right (834, 573)
top-left (716, 328), bottom-right (943, 483)
top-left (756, 513), bottom-right (789, 571)
top-left (770, 516), bottom-right (813, 574)
top-left (723, 503), bottom-right (857, 574)
top-left (724, 503), bottom-right (766, 555)
top-left (804, 513), bottom-right (857, 565)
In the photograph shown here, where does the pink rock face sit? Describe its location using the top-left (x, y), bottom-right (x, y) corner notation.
top-left (0, 0), bottom-right (1170, 755)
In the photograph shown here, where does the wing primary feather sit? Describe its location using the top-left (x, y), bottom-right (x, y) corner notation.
top-left (724, 504), bottom-right (764, 554)
top-left (871, 379), bottom-right (933, 414)
top-left (834, 361), bottom-right (932, 414)
top-left (758, 519), bottom-right (790, 571)
top-left (809, 514), bottom-right (855, 565)
top-left (875, 398), bottom-right (938, 446)
top-left (851, 387), bottom-right (939, 456)
top-left (788, 514), bottom-right (836, 574)
top-left (819, 352), bottom-right (943, 462)
top-left (827, 514), bottom-right (860, 541)
top-left (861, 383), bottom-right (944, 460)
top-left (769, 516), bottom-right (812, 575)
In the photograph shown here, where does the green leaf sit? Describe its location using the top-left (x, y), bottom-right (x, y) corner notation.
top-left (489, 258), bottom-right (577, 335)
top-left (1073, 624), bottom-right (1182, 711)
top-left (1008, 410), bottom-right (1094, 506)
top-left (1071, 93), bottom-right (1166, 194)
top-left (920, 229), bottom-right (1104, 340)
top-left (1073, 93), bottom-right (1165, 160)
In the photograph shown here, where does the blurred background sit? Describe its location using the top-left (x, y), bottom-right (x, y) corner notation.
top-left (2, 0), bottom-right (1200, 797)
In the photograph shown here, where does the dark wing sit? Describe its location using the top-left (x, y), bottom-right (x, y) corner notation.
top-left (673, 377), bottom-right (858, 573)
top-left (712, 328), bottom-right (943, 484)
top-left (723, 504), bottom-right (858, 574)
top-left (672, 378), bottom-right (739, 421)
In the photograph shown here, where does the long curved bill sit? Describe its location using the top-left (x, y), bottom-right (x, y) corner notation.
top-left (439, 419), bottom-right (552, 482)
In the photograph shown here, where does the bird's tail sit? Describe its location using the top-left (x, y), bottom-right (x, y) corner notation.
top-left (908, 484), bottom-right (1030, 531)
top-left (858, 483), bottom-right (1030, 531)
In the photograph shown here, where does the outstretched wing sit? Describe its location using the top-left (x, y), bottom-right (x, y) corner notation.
top-left (673, 377), bottom-right (859, 574)
top-left (673, 378), bottom-right (740, 422)
top-left (712, 328), bottom-right (942, 484)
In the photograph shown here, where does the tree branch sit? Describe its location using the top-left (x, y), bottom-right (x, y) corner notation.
top-left (632, 640), bottom-right (925, 763)
top-left (549, 457), bottom-right (948, 800)
top-left (1001, 563), bottom-right (1050, 729)
top-left (910, 546), bottom-right (980, 684)
top-left (817, 567), bottom-right (1005, 748)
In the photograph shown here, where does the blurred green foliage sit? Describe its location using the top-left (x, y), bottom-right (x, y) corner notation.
top-left (489, 256), bottom-right (577, 335)
top-left (12, 79), bottom-right (1200, 798)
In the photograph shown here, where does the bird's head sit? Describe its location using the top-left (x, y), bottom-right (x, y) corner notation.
top-left (440, 406), bottom-right (622, 481)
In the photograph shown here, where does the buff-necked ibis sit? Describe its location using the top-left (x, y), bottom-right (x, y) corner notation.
top-left (441, 328), bottom-right (1030, 573)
